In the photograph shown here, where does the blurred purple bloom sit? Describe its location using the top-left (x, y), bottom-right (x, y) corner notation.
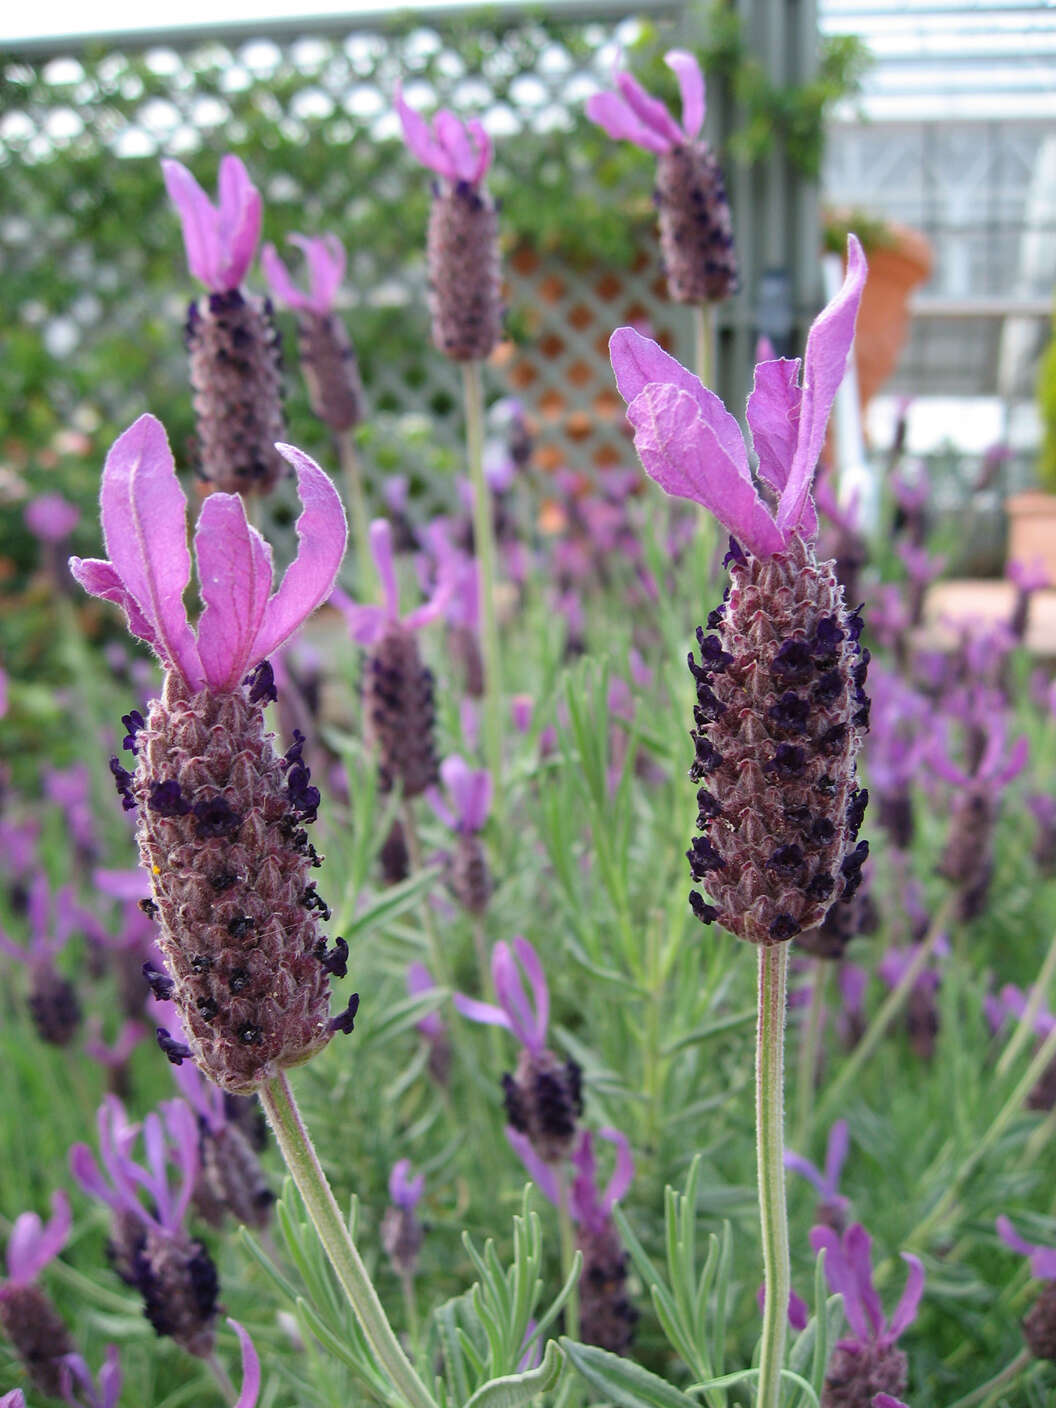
top-left (997, 1217), bottom-right (1056, 1280)
top-left (929, 718), bottom-right (1027, 792)
top-left (60, 1346), bottom-right (122, 1408)
top-left (70, 1096), bottom-right (197, 1237)
top-left (428, 755), bottom-right (492, 834)
top-left (331, 519), bottom-right (452, 645)
top-left (897, 542), bottom-right (945, 587)
top-left (3, 1192), bottom-right (71, 1290)
top-left (569, 1128), bottom-right (635, 1233)
top-left (25, 495), bottom-right (79, 544)
top-left (998, 984), bottom-right (1056, 1038)
top-left (406, 962), bottom-right (446, 1040)
top-left (261, 233), bottom-right (345, 315)
top-left (389, 1159), bottom-right (425, 1211)
top-left (586, 49), bottom-right (704, 154)
top-left (161, 154), bottom-right (262, 292)
top-left (395, 81), bottom-right (492, 184)
top-left (0, 1392), bottom-right (27, 1407)
top-left (810, 1222), bottom-right (924, 1349)
top-left (70, 415), bottom-right (346, 692)
top-left (0, 873), bottom-right (80, 969)
top-left (229, 1319), bottom-right (261, 1408)
top-left (785, 1121), bottom-right (851, 1224)
top-left (609, 236), bottom-right (866, 557)
top-left (511, 695), bottom-right (534, 733)
top-left (84, 1020), bottom-right (148, 1071)
top-left (453, 937), bottom-right (548, 1056)
top-left (756, 1284), bottom-right (810, 1332)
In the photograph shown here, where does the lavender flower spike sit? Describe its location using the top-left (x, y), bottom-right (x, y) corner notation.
top-left (587, 51), bottom-right (736, 304)
top-left (229, 1319), bottom-right (261, 1408)
top-left (430, 755), bottom-right (493, 916)
top-left (407, 962), bottom-right (451, 1085)
top-left (0, 1191), bottom-right (74, 1398)
top-left (455, 938), bottom-right (583, 1162)
top-left (810, 1222), bottom-right (923, 1406)
top-left (71, 1096), bottom-right (220, 1356)
top-left (611, 237), bottom-right (870, 946)
top-left (262, 234), bottom-right (365, 433)
top-left (997, 1218), bottom-right (1056, 1361)
top-left (382, 1160), bottom-right (426, 1279)
top-left (60, 1345), bottom-right (122, 1408)
top-left (70, 417), bottom-right (349, 1092)
top-left (396, 81), bottom-right (501, 361)
top-left (785, 1120), bottom-right (851, 1232)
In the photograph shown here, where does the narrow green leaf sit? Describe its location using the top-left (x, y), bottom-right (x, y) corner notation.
top-left (464, 1340), bottom-right (564, 1408)
top-left (561, 1338), bottom-right (700, 1408)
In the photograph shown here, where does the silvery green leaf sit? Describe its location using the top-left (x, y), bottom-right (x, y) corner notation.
top-left (561, 1339), bottom-right (700, 1408)
top-left (464, 1341), bottom-right (564, 1408)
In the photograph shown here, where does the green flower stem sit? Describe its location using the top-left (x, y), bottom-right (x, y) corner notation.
top-left (815, 897), bottom-right (953, 1124)
top-left (996, 921), bottom-right (1056, 1078)
top-left (204, 1351), bottom-right (236, 1405)
top-left (463, 360), bottom-right (504, 815)
top-left (260, 1073), bottom-right (437, 1408)
top-left (756, 942), bottom-right (790, 1408)
top-left (337, 427), bottom-right (374, 600)
top-left (692, 302), bottom-right (714, 387)
top-left (793, 960), bottom-right (827, 1151)
top-left (946, 1349), bottom-right (1032, 1408)
top-left (558, 1164), bottom-right (580, 1345)
top-left (401, 800), bottom-right (448, 987)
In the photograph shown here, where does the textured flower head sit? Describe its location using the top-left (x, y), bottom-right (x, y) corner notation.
top-left (2, 1192), bottom-right (71, 1293)
top-left (453, 937), bottom-right (549, 1057)
top-left (428, 755), bottom-right (492, 835)
top-left (261, 234), bottom-right (345, 316)
top-left (59, 1345), bottom-right (122, 1408)
top-left (586, 50), bottom-right (706, 154)
top-left (810, 1222), bottom-right (924, 1350)
top-left (162, 155), bottom-right (262, 292)
top-left (610, 235), bottom-right (867, 557)
top-left (395, 82), bottom-right (492, 184)
top-left (389, 1159), bottom-right (425, 1211)
top-left (997, 1217), bottom-right (1056, 1280)
top-left (69, 415), bottom-right (346, 693)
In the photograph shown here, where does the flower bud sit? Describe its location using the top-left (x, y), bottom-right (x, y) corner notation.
top-left (298, 311), bottom-right (364, 432)
top-left (363, 625), bottom-right (440, 799)
top-left (427, 184), bottom-right (502, 362)
top-left (655, 144), bottom-right (738, 305)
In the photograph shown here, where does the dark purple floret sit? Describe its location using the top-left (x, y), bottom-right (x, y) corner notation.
top-left (813, 616), bottom-right (844, 661)
top-left (688, 835), bottom-right (725, 877)
top-left (847, 789), bottom-right (869, 838)
top-left (143, 963), bottom-right (175, 1001)
top-left (723, 536), bottom-right (746, 567)
top-left (769, 744), bottom-right (806, 778)
top-left (122, 709), bottom-right (146, 754)
top-left (689, 891), bottom-right (719, 923)
top-left (110, 756), bottom-right (137, 811)
top-left (149, 779), bottom-right (191, 817)
top-left (315, 935), bottom-right (349, 977)
top-left (696, 787), bottom-right (723, 820)
top-left (767, 844), bottom-right (804, 875)
top-left (769, 692), bottom-right (810, 734)
top-left (813, 670), bottom-right (843, 705)
top-left (695, 631), bottom-right (735, 671)
top-left (156, 1028), bottom-right (193, 1064)
top-left (329, 992), bottom-right (360, 1034)
top-left (192, 796), bottom-right (242, 839)
top-left (244, 660), bottom-right (277, 705)
top-left (287, 764), bottom-right (320, 823)
top-left (693, 684), bottom-right (726, 724)
top-left (769, 914), bottom-right (799, 941)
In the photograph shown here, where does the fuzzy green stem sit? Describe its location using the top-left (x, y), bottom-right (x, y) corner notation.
top-left (260, 1074), bottom-right (437, 1408)
top-left (756, 943), bottom-right (790, 1408)
top-left (337, 427), bottom-right (374, 600)
top-left (794, 961), bottom-right (827, 1151)
top-left (816, 898), bottom-right (953, 1124)
top-left (558, 1164), bottom-right (580, 1345)
top-left (947, 1349), bottom-right (1032, 1408)
top-left (692, 303), bottom-right (714, 387)
top-left (463, 361), bottom-right (504, 812)
top-left (996, 923), bottom-right (1056, 1077)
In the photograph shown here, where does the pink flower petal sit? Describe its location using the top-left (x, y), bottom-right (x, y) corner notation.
top-left (615, 71), bottom-right (683, 148)
top-left (996, 1214), bottom-right (1039, 1259)
top-left (506, 1127), bottom-right (560, 1207)
top-left (452, 992), bottom-right (513, 1032)
top-left (512, 937), bottom-right (549, 1049)
top-left (97, 415), bottom-right (203, 688)
top-left (825, 1120), bottom-right (850, 1191)
top-left (195, 494), bottom-right (275, 691)
top-left (389, 1159), bottom-right (425, 1209)
top-left (664, 50), bottom-right (705, 139)
top-left (5, 1192), bottom-right (70, 1285)
top-left (329, 585), bottom-right (387, 645)
top-left (290, 233), bottom-right (345, 314)
top-left (625, 383), bottom-right (784, 557)
top-left (886, 1253), bottom-right (924, 1342)
top-left (216, 155), bottom-right (261, 291)
top-left (260, 242), bottom-right (312, 313)
top-left (435, 109), bottom-right (481, 183)
top-left (251, 445), bottom-right (347, 663)
top-left (395, 82), bottom-right (457, 179)
top-left (844, 1223), bottom-right (885, 1340)
top-left (597, 1126), bottom-right (635, 1212)
top-left (585, 91), bottom-right (671, 155)
top-left (777, 234), bottom-right (867, 538)
top-left (440, 755), bottom-right (492, 832)
top-left (229, 1319), bottom-right (261, 1408)
top-left (162, 159), bottom-right (221, 288)
top-left (466, 119), bottom-right (493, 183)
top-left (492, 939), bottom-right (544, 1053)
top-left (747, 358), bottom-right (804, 498)
top-left (68, 557), bottom-right (160, 653)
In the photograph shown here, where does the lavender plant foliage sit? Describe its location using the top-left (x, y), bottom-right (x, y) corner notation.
top-left (69, 415), bottom-right (350, 1092)
top-left (610, 236), bottom-right (870, 945)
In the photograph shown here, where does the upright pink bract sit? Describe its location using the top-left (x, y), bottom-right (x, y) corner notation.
top-left (586, 49), bottom-right (704, 154)
top-left (69, 415), bottom-right (347, 692)
top-left (261, 234), bottom-right (346, 315)
top-left (162, 155), bottom-right (262, 292)
top-left (609, 235), bottom-right (867, 558)
top-left (395, 82), bottom-right (492, 184)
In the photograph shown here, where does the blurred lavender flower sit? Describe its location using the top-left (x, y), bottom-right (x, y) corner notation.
top-left (866, 667), bottom-right (934, 852)
top-left (810, 1223), bottom-right (923, 1407)
top-left (162, 154), bottom-right (284, 495)
top-left (60, 1345), bottom-right (122, 1408)
top-left (897, 543), bottom-right (945, 630)
top-left (71, 1096), bottom-right (219, 1356)
top-left (332, 519), bottom-right (451, 799)
top-left (814, 477), bottom-right (867, 610)
top-left (587, 51), bottom-right (737, 305)
top-left (45, 763), bottom-right (97, 866)
top-left (262, 233), bottom-right (365, 432)
top-left (1028, 795), bottom-right (1056, 874)
top-left (455, 938), bottom-right (582, 1162)
top-left (0, 873), bottom-right (83, 1045)
top-left (837, 963), bottom-right (869, 1049)
top-left (0, 1191), bottom-right (74, 1398)
top-left (610, 237), bottom-right (869, 945)
top-left (1007, 558), bottom-right (1050, 642)
top-left (786, 1121), bottom-right (851, 1233)
top-left (996, 985), bottom-right (1056, 1111)
top-left (997, 1218), bottom-right (1056, 1361)
top-left (430, 755), bottom-right (493, 916)
top-left (396, 83), bottom-right (501, 361)
top-left (878, 934), bottom-right (950, 1062)
top-left (381, 1159), bottom-right (425, 1280)
top-left (25, 493), bottom-right (79, 543)
top-left (756, 1284), bottom-right (810, 1332)
top-left (0, 1392), bottom-right (26, 1407)
top-left (70, 415), bottom-right (350, 1092)
top-left (424, 519), bottom-right (484, 699)
top-left (407, 962), bottom-right (451, 1086)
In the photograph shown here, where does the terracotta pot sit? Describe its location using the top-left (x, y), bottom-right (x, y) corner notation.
top-left (1006, 492), bottom-right (1056, 580)
top-left (851, 224), bottom-right (933, 415)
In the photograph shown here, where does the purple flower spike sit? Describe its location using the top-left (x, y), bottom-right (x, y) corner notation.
top-left (4, 1192), bottom-right (71, 1288)
top-left (229, 1319), bottom-right (261, 1408)
top-left (609, 236), bottom-right (867, 557)
top-left (389, 1159), bottom-right (425, 1211)
top-left (161, 155), bottom-right (262, 292)
top-left (395, 82), bottom-right (492, 185)
top-left (70, 415), bottom-right (347, 693)
top-left (435, 756), bottom-right (492, 834)
top-left (785, 1121), bottom-right (851, 1229)
top-left (261, 233), bottom-right (346, 316)
top-left (59, 1345), bottom-right (122, 1408)
top-left (997, 1217), bottom-right (1056, 1281)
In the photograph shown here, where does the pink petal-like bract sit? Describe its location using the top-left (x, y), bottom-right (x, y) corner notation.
top-left (746, 358), bottom-right (803, 496)
top-left (250, 444), bottom-right (348, 662)
top-left (777, 235), bottom-right (867, 537)
top-left (229, 1319), bottom-right (261, 1408)
top-left (584, 91), bottom-right (670, 154)
top-left (887, 1253), bottom-right (925, 1342)
top-left (216, 154), bottom-right (262, 291)
top-left (5, 1191), bottom-right (71, 1285)
top-left (95, 415), bottom-right (203, 687)
top-left (664, 49), bottom-right (705, 139)
top-left (194, 494), bottom-right (275, 691)
top-left (260, 242), bottom-right (310, 311)
top-left (615, 70), bottom-right (683, 148)
top-left (395, 82), bottom-right (457, 180)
